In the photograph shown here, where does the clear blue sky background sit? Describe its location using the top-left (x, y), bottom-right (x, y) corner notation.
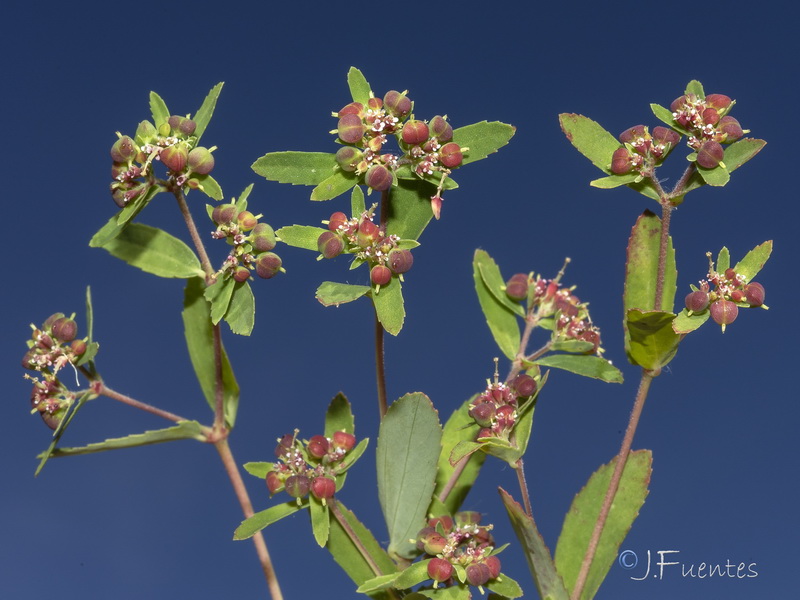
top-left (2, 2), bottom-right (796, 599)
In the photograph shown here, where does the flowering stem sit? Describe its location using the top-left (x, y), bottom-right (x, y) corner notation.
top-left (570, 370), bottom-right (653, 600)
top-left (173, 187), bottom-right (215, 281)
top-left (375, 314), bottom-right (388, 420)
top-left (96, 383), bottom-right (191, 425)
top-left (212, 323), bottom-right (226, 433)
top-left (215, 438), bottom-right (283, 600)
top-left (437, 455), bottom-right (469, 506)
top-left (515, 458), bottom-right (534, 517)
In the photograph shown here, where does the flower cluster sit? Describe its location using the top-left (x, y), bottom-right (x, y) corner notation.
top-left (506, 272), bottom-right (603, 353)
top-left (210, 203), bottom-right (283, 281)
top-left (109, 115), bottom-right (216, 207)
top-left (670, 92), bottom-right (747, 168)
top-left (610, 125), bottom-right (681, 176)
top-left (22, 314), bottom-right (89, 429)
top-left (468, 374), bottom-right (537, 441)
top-left (416, 513), bottom-right (502, 590)
top-left (332, 90), bottom-right (467, 218)
top-left (685, 258), bottom-right (767, 332)
top-left (266, 430), bottom-right (358, 505)
top-left (317, 206), bottom-right (414, 291)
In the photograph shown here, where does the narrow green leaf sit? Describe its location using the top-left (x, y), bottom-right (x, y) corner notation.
top-left (347, 67), bottom-right (372, 105)
top-left (356, 573), bottom-right (401, 594)
top-left (327, 501), bottom-right (398, 589)
top-left (393, 559), bottom-right (433, 589)
top-left (233, 501), bottom-right (304, 540)
top-left (486, 573), bottom-right (524, 598)
top-left (251, 151), bottom-right (337, 185)
top-left (316, 281), bottom-right (371, 307)
top-left (697, 164), bottom-right (730, 187)
top-left (310, 497), bottom-right (331, 547)
top-left (550, 339), bottom-right (595, 353)
top-left (337, 438), bottom-right (369, 474)
top-left (717, 246), bottom-right (731, 274)
top-left (192, 173), bottom-right (223, 200)
top-left (723, 138), bottom-right (766, 172)
top-left (98, 223), bottom-right (204, 278)
top-left (225, 281), bottom-right (255, 336)
top-left (626, 309), bottom-right (681, 370)
top-left (475, 252), bottom-right (525, 317)
top-left (325, 393), bottom-right (355, 438)
top-left (192, 82), bottom-right (224, 142)
top-left (589, 173), bottom-right (640, 189)
top-left (234, 183), bottom-right (254, 211)
top-left (433, 396), bottom-right (486, 515)
top-left (623, 210), bottom-right (677, 315)
top-left (418, 586), bottom-right (471, 599)
top-left (377, 393), bottom-right (442, 559)
top-left (351, 185), bottom-right (366, 216)
top-left (672, 308), bottom-right (710, 334)
top-left (39, 421), bottom-right (205, 458)
top-left (373, 277), bottom-right (405, 336)
top-left (685, 80), bottom-right (705, 97)
top-left (450, 440), bottom-right (484, 466)
top-left (149, 91), bottom-right (169, 127)
top-left (559, 114), bottom-right (620, 172)
top-left (555, 450), bottom-right (652, 600)
top-left (534, 354), bottom-right (623, 383)
top-left (649, 103), bottom-right (689, 135)
top-left (183, 278), bottom-right (239, 426)
top-left (311, 170), bottom-right (357, 201)
top-left (85, 286), bottom-right (95, 343)
top-left (205, 276), bottom-right (235, 325)
top-left (243, 462), bottom-right (273, 479)
top-left (34, 390), bottom-right (93, 476)
top-left (451, 121), bottom-right (515, 166)
top-left (89, 185), bottom-right (159, 248)
top-left (384, 179), bottom-right (435, 241)
top-left (276, 224), bottom-right (327, 251)
top-left (474, 250), bottom-right (520, 360)
top-left (733, 240), bottom-right (772, 281)
top-left (500, 488), bottom-right (569, 600)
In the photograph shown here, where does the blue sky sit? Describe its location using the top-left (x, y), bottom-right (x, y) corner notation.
top-left (2, 2), bottom-right (797, 599)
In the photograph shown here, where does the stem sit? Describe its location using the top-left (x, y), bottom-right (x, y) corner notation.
top-left (98, 384), bottom-right (189, 424)
top-left (375, 314), bottom-right (388, 420)
top-left (212, 323), bottom-right (226, 432)
top-left (570, 370), bottom-right (653, 600)
top-left (215, 438), bottom-right (283, 600)
top-left (515, 458), bottom-right (534, 517)
top-left (437, 455), bottom-right (469, 506)
top-left (173, 187), bottom-right (215, 280)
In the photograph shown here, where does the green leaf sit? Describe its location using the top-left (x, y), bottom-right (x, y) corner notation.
top-left (686, 80), bottom-right (705, 97)
top-left (243, 462), bottom-right (273, 479)
top-left (351, 185), bottom-right (366, 216)
top-left (475, 251), bottom-right (525, 317)
top-left (384, 178), bottom-right (435, 242)
top-left (486, 572), bottom-right (524, 598)
top-left (623, 210), bottom-right (677, 315)
top-left (559, 114), bottom-right (620, 172)
top-left (394, 559), bottom-right (433, 589)
top-left (649, 103), bottom-right (691, 135)
top-left (233, 501), bottom-right (304, 540)
top-left (433, 396), bottom-right (486, 515)
top-left (500, 488), bottom-right (569, 600)
top-left (373, 277), bottom-right (405, 336)
top-left (474, 250), bottom-right (520, 360)
top-left (234, 183), bottom-right (254, 210)
top-left (626, 309), bottom-right (681, 370)
top-left (451, 121), bottom-right (516, 166)
top-left (97, 223), bottom-right (204, 279)
top-left (311, 170), bottom-right (357, 201)
top-left (89, 185), bottom-right (159, 248)
top-left (417, 587), bottom-right (471, 599)
top-left (310, 497), bottom-right (331, 547)
top-left (450, 440), bottom-right (484, 466)
top-left (356, 573), bottom-right (401, 594)
top-left (205, 276), bottom-right (235, 325)
top-left (149, 91), bottom-right (170, 127)
top-left (191, 173), bottom-right (223, 200)
top-left (734, 240), bottom-right (772, 281)
top-left (251, 151), bottom-right (337, 185)
top-left (34, 390), bottom-right (94, 476)
top-left (225, 281), bottom-right (255, 335)
top-left (337, 437), bottom-right (369, 474)
top-left (325, 393), bottom-right (355, 438)
top-left (717, 246), bottom-right (731, 274)
top-left (39, 421), bottom-right (206, 458)
top-left (327, 501), bottom-right (398, 589)
top-left (589, 173), bottom-right (640, 189)
top-left (723, 138), bottom-right (766, 172)
top-left (192, 82), bottom-right (224, 143)
top-left (697, 164), bottom-right (730, 187)
top-left (534, 354), bottom-right (623, 383)
top-left (347, 67), bottom-right (372, 105)
top-left (672, 308), bottom-right (710, 334)
top-left (316, 281), bottom-right (371, 307)
top-left (377, 393), bottom-right (442, 560)
top-left (554, 450), bottom-right (652, 600)
top-left (550, 339), bottom-right (595, 353)
top-left (183, 278), bottom-right (239, 427)
top-left (276, 224), bottom-right (327, 251)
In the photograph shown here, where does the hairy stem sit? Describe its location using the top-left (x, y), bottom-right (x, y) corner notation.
top-left (437, 455), bottom-right (469, 506)
top-left (570, 371), bottom-right (653, 600)
top-left (97, 383), bottom-right (190, 424)
top-left (515, 458), bottom-right (534, 517)
top-left (212, 323), bottom-right (226, 432)
top-left (375, 314), bottom-right (388, 419)
top-left (173, 187), bottom-right (215, 280)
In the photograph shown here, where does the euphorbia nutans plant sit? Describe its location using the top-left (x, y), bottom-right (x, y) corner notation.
top-left (20, 71), bottom-right (770, 600)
